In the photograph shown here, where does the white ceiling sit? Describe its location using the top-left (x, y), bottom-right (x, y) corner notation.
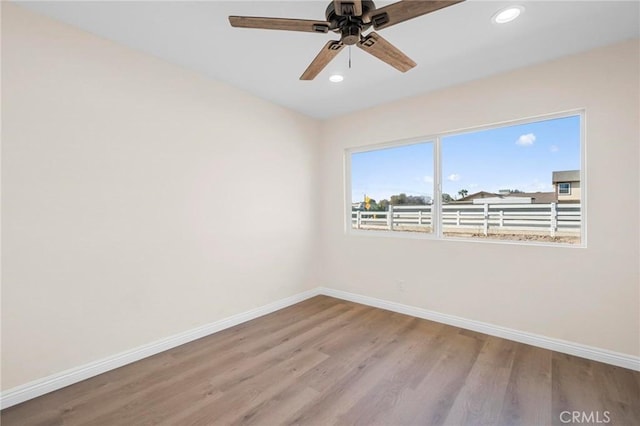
top-left (14, 1), bottom-right (640, 119)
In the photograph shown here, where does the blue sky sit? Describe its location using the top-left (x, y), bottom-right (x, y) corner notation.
top-left (351, 115), bottom-right (581, 202)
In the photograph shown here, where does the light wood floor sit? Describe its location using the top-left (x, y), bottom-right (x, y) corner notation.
top-left (2, 295), bottom-right (639, 425)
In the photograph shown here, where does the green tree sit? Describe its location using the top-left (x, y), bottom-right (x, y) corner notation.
top-left (389, 193), bottom-right (428, 206)
top-left (378, 199), bottom-right (390, 211)
top-left (442, 193), bottom-right (453, 203)
top-left (389, 193), bottom-right (405, 205)
top-left (406, 195), bottom-right (426, 205)
top-left (458, 189), bottom-right (468, 199)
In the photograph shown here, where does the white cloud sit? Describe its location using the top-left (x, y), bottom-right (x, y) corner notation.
top-left (550, 145), bottom-right (559, 152)
top-left (447, 174), bottom-right (461, 182)
top-left (516, 133), bottom-right (536, 146)
top-left (423, 175), bottom-right (433, 183)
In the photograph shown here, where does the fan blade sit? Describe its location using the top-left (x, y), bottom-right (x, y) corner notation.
top-left (370, 0), bottom-right (464, 30)
top-left (334, 0), bottom-right (363, 16)
top-left (229, 16), bottom-right (331, 33)
top-left (300, 40), bottom-right (345, 80)
top-left (357, 32), bottom-right (416, 72)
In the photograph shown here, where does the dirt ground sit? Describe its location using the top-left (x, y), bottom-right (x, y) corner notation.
top-left (353, 225), bottom-right (580, 244)
top-left (444, 233), bottom-right (580, 244)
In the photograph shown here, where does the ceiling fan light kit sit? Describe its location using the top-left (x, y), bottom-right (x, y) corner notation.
top-left (229, 0), bottom-right (465, 80)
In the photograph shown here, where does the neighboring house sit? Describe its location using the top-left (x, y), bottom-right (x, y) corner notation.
top-left (454, 170), bottom-right (579, 205)
top-left (552, 170), bottom-right (581, 203)
top-left (456, 191), bottom-right (498, 203)
top-left (472, 196), bottom-right (534, 204)
top-left (511, 192), bottom-right (558, 204)
top-left (456, 191), bottom-right (557, 204)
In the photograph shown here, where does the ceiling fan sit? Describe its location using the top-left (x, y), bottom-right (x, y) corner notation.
top-left (229, 0), bottom-right (465, 80)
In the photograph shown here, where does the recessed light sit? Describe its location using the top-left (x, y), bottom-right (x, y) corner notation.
top-left (492, 6), bottom-right (524, 24)
top-left (329, 74), bottom-right (344, 83)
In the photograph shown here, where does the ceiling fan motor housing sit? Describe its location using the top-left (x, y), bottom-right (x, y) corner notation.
top-left (326, 0), bottom-right (375, 45)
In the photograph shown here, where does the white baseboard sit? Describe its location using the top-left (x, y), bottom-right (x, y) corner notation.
top-left (3, 286), bottom-right (638, 410)
top-left (0, 288), bottom-right (321, 409)
top-left (317, 287), bottom-right (640, 372)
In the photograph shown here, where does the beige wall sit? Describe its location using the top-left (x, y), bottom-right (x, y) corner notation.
top-left (1, 4), bottom-right (320, 390)
top-left (319, 40), bottom-right (640, 357)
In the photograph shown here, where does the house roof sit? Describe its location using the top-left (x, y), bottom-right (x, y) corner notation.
top-left (457, 191), bottom-right (499, 202)
top-left (552, 170), bottom-right (580, 183)
top-left (515, 192), bottom-right (558, 204)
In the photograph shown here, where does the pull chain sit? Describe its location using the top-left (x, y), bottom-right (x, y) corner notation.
top-left (349, 45), bottom-right (352, 69)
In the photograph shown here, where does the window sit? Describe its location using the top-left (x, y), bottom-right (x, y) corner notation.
top-left (346, 112), bottom-right (583, 246)
top-left (350, 141), bottom-right (434, 234)
top-left (558, 182), bottom-right (571, 194)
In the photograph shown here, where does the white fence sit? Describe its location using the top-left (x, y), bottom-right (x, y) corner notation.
top-left (351, 203), bottom-right (581, 237)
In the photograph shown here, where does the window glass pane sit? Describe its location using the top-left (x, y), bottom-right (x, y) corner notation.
top-left (441, 115), bottom-right (581, 244)
top-left (350, 142), bottom-right (434, 234)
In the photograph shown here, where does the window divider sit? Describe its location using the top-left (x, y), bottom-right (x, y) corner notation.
top-left (434, 136), bottom-right (442, 238)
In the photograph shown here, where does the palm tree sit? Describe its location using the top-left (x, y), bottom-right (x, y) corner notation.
top-left (458, 189), bottom-right (469, 199)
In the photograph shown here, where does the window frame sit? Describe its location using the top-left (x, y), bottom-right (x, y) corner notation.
top-left (344, 137), bottom-right (438, 240)
top-left (344, 109), bottom-right (586, 248)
